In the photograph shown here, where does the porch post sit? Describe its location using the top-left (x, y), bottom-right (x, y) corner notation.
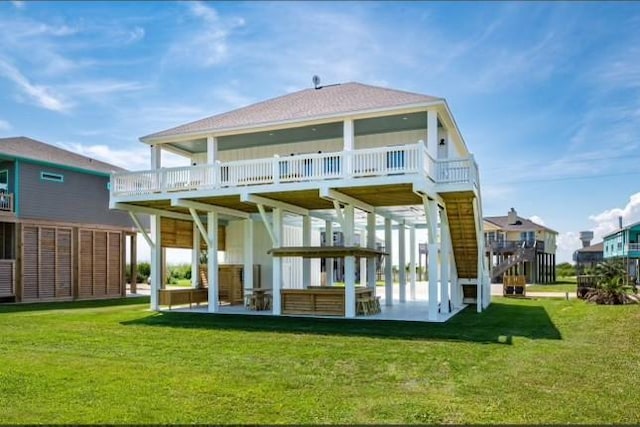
top-left (325, 220), bottom-right (334, 286)
top-left (426, 199), bottom-right (439, 321)
top-left (359, 231), bottom-right (367, 287)
top-left (191, 222), bottom-right (200, 288)
top-left (272, 208), bottom-right (283, 315)
top-left (384, 217), bottom-right (393, 306)
top-left (366, 211), bottom-right (376, 290)
top-left (206, 136), bottom-right (218, 164)
top-left (243, 218), bottom-right (254, 290)
top-left (150, 145), bottom-right (161, 169)
top-left (302, 215), bottom-right (311, 289)
top-left (150, 214), bottom-right (161, 311)
top-left (130, 233), bottom-right (137, 294)
top-left (440, 209), bottom-right (451, 314)
top-left (399, 221), bottom-right (406, 303)
top-left (410, 225), bottom-right (416, 300)
top-left (344, 205), bottom-right (356, 318)
top-left (343, 119), bottom-right (354, 177)
top-left (427, 110), bottom-right (439, 160)
top-left (207, 211), bottom-right (219, 313)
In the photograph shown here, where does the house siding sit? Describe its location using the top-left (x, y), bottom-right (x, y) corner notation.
top-left (18, 162), bottom-right (133, 228)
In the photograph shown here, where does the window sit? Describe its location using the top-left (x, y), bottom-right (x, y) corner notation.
top-left (0, 169), bottom-right (7, 191)
top-left (40, 171), bottom-right (64, 183)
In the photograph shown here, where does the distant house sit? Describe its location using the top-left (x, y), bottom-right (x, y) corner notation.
top-left (603, 220), bottom-right (640, 280)
top-left (0, 137), bottom-right (139, 303)
top-left (574, 242), bottom-right (604, 274)
top-left (484, 208), bottom-right (558, 284)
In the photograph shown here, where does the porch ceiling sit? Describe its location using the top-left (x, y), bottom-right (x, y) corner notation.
top-left (123, 183), bottom-right (429, 225)
top-left (165, 111), bottom-right (438, 155)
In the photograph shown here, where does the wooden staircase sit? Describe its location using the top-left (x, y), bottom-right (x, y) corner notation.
top-left (490, 247), bottom-right (535, 280)
top-left (441, 192), bottom-right (478, 302)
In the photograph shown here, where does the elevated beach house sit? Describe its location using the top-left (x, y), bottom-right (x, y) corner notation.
top-left (484, 208), bottom-right (558, 284)
top-left (110, 82), bottom-right (489, 321)
top-left (0, 137), bottom-right (138, 303)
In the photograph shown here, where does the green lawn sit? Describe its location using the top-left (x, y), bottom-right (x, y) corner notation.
top-left (1, 297), bottom-right (639, 424)
top-left (528, 276), bottom-right (577, 293)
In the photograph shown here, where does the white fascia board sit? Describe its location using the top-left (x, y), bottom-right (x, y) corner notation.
top-left (171, 198), bottom-right (250, 219)
top-left (139, 101), bottom-right (445, 145)
top-left (112, 202), bottom-right (193, 221)
top-left (241, 193), bottom-right (309, 216)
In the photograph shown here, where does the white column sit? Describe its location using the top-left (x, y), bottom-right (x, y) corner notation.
top-left (410, 225), bottom-right (416, 300)
top-left (191, 222), bottom-right (200, 288)
top-left (366, 211), bottom-right (376, 290)
top-left (243, 218), bottom-right (254, 290)
top-left (426, 199), bottom-right (439, 321)
top-left (149, 214), bottom-right (161, 311)
top-left (325, 220), bottom-right (334, 286)
top-left (451, 256), bottom-right (460, 309)
top-left (207, 212), bottom-right (219, 313)
top-left (427, 110), bottom-right (439, 160)
top-left (440, 210), bottom-right (451, 314)
top-left (343, 119), bottom-right (354, 176)
top-left (302, 215), bottom-right (311, 288)
top-left (206, 136), bottom-right (218, 164)
top-left (272, 208), bottom-right (283, 315)
top-left (399, 222), bottom-right (406, 303)
top-left (359, 230), bottom-right (367, 287)
top-left (150, 145), bottom-right (161, 169)
top-left (344, 205), bottom-right (356, 318)
top-left (384, 217), bottom-right (393, 306)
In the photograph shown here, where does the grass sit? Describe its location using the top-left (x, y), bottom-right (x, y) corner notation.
top-left (528, 276), bottom-right (577, 293)
top-left (0, 297), bottom-right (639, 424)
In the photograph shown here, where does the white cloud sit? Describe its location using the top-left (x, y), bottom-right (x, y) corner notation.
top-left (528, 215), bottom-right (546, 226)
top-left (0, 119), bottom-right (11, 132)
top-left (0, 58), bottom-right (69, 112)
top-left (588, 192), bottom-right (640, 242)
top-left (167, 2), bottom-right (245, 67)
top-left (63, 80), bottom-right (149, 96)
top-left (556, 231), bottom-right (580, 264)
top-left (53, 142), bottom-right (190, 171)
top-left (11, 0), bottom-right (25, 9)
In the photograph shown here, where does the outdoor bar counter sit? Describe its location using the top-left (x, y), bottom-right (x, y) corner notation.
top-left (281, 286), bottom-right (374, 316)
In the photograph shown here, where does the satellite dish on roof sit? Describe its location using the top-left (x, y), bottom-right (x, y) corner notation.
top-left (312, 75), bottom-right (321, 89)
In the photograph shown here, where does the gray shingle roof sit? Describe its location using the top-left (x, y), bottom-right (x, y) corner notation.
top-left (575, 242), bottom-right (603, 253)
top-left (484, 215), bottom-right (558, 234)
top-left (0, 137), bottom-right (125, 174)
top-left (142, 82), bottom-right (442, 141)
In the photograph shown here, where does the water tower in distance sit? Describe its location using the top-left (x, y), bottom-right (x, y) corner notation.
top-left (579, 231), bottom-right (594, 248)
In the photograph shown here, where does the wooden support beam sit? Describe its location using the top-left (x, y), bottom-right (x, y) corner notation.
top-left (257, 204), bottom-right (276, 247)
top-left (189, 208), bottom-right (210, 246)
top-left (171, 198), bottom-right (250, 219)
top-left (320, 188), bottom-right (374, 213)
top-left (241, 193), bottom-right (308, 216)
top-left (128, 212), bottom-right (154, 248)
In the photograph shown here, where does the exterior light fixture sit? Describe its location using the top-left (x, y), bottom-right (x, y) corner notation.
top-left (439, 138), bottom-right (446, 146)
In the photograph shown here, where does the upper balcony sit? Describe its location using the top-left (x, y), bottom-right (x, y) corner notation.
top-left (110, 142), bottom-right (478, 200)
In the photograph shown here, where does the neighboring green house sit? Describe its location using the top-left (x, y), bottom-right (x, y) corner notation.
top-left (603, 220), bottom-right (640, 280)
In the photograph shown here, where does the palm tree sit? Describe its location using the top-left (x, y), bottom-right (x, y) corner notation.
top-left (585, 259), bottom-right (636, 305)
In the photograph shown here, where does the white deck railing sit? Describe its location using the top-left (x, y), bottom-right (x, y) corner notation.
top-left (111, 142), bottom-right (478, 198)
top-left (627, 243), bottom-right (640, 252)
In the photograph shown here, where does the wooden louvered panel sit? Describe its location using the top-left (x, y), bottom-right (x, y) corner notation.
top-left (94, 231), bottom-right (107, 297)
top-left (0, 260), bottom-right (15, 297)
top-left (107, 232), bottom-right (122, 296)
top-left (78, 230), bottom-right (94, 297)
top-left (22, 226), bottom-right (39, 300)
top-left (39, 227), bottom-right (56, 299)
top-left (56, 228), bottom-right (72, 297)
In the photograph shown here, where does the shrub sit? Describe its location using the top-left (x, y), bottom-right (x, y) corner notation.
top-left (584, 259), bottom-right (637, 305)
top-left (137, 262), bottom-right (150, 282)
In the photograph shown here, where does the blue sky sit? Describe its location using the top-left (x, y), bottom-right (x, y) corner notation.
top-left (1, 1), bottom-right (640, 263)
